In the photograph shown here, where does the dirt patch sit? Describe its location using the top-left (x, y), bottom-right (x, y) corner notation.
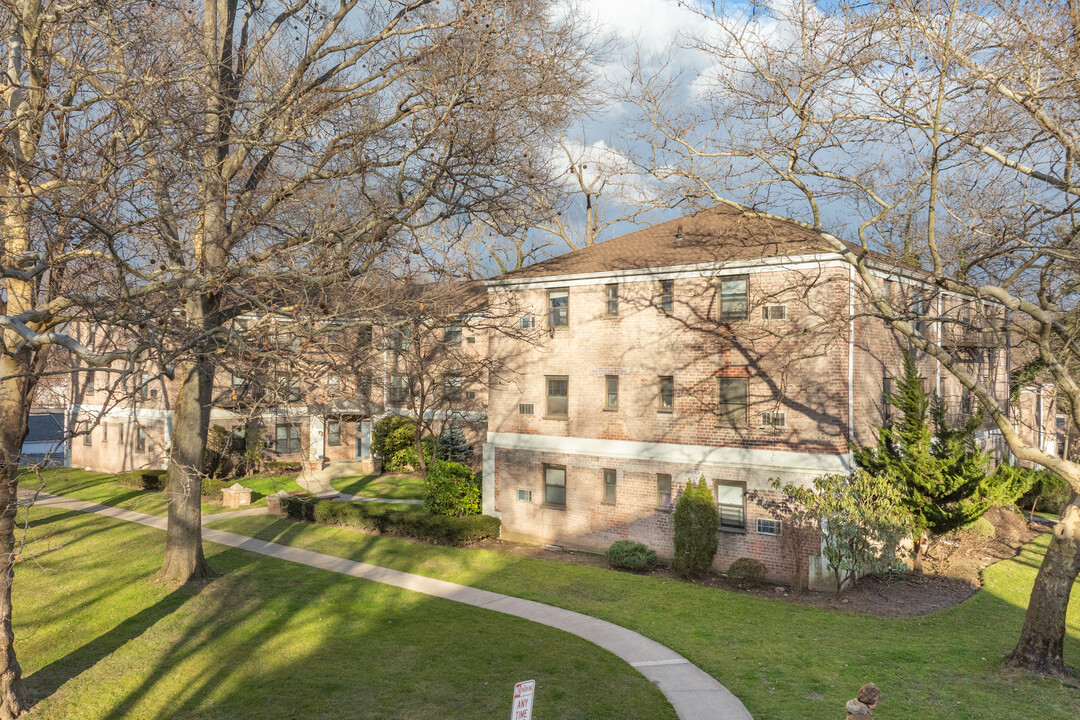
top-left (473, 507), bottom-right (1047, 618)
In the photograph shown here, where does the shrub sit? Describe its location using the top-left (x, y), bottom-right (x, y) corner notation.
top-left (203, 425), bottom-right (232, 478)
top-left (280, 493), bottom-right (319, 522)
top-left (784, 470), bottom-right (911, 596)
top-left (201, 476), bottom-right (229, 500)
top-left (424, 461), bottom-right (481, 517)
top-left (671, 476), bottom-right (720, 579)
top-left (116, 469), bottom-right (167, 491)
top-left (372, 416), bottom-right (416, 459)
top-left (981, 464), bottom-right (1037, 508)
top-left (726, 557), bottom-right (767, 588)
top-left (436, 425), bottom-right (474, 464)
top-left (386, 437), bottom-right (435, 472)
top-left (284, 495), bottom-right (500, 545)
top-left (605, 541), bottom-right (657, 570)
top-left (265, 460), bottom-right (302, 474)
top-left (1019, 469), bottom-right (1075, 515)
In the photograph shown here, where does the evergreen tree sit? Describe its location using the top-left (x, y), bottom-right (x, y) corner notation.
top-left (435, 424), bottom-right (474, 464)
top-left (854, 351), bottom-right (994, 570)
top-left (671, 477), bottom-right (720, 578)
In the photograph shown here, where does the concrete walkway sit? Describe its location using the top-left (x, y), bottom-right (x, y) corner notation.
top-left (295, 462), bottom-right (423, 505)
top-left (25, 492), bottom-right (753, 720)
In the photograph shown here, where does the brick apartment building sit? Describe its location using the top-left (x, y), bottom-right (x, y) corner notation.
top-left (478, 205), bottom-right (1011, 587)
top-left (60, 204), bottom-right (1043, 587)
top-left (67, 284), bottom-right (491, 475)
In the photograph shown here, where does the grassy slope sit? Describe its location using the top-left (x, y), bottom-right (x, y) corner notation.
top-left (331, 473), bottom-right (425, 500)
top-left (21, 468), bottom-right (303, 515)
top-left (211, 515), bottom-right (1080, 720)
top-left (16, 507), bottom-right (674, 720)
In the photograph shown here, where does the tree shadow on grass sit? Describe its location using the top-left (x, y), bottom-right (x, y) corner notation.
top-left (25, 580), bottom-right (202, 705)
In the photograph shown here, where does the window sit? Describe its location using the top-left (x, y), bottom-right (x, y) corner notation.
top-left (659, 279), bottom-right (674, 315)
top-left (544, 464), bottom-right (566, 507)
top-left (118, 424), bottom-right (124, 444)
top-left (327, 420), bottom-right (341, 446)
top-left (757, 518), bottom-right (782, 536)
top-left (761, 410), bottom-right (786, 428)
top-left (719, 276), bottom-right (749, 322)
top-left (761, 304), bottom-right (787, 321)
top-left (606, 283), bottom-right (619, 315)
top-left (136, 426), bottom-right (146, 452)
top-left (604, 375), bottom-right (619, 410)
top-left (602, 469), bottom-right (617, 505)
top-left (232, 373), bottom-right (245, 390)
top-left (83, 427), bottom-right (92, 446)
top-left (139, 371), bottom-right (149, 400)
top-left (548, 288), bottom-right (569, 327)
top-left (657, 473), bottom-right (672, 509)
top-left (359, 324), bottom-right (373, 346)
top-left (86, 371), bottom-right (95, 394)
top-left (327, 374), bottom-right (341, 395)
top-left (444, 374), bottom-right (463, 401)
top-left (520, 316), bottom-right (535, 329)
top-left (276, 423), bottom-right (301, 454)
top-left (444, 325), bottom-right (463, 344)
top-left (517, 489), bottom-right (533, 503)
top-left (717, 481), bottom-right (746, 531)
top-left (275, 371), bottom-right (301, 403)
top-left (465, 390), bottom-right (476, 400)
top-left (659, 376), bottom-right (674, 412)
top-left (389, 375), bottom-right (410, 405)
top-left (882, 376), bottom-right (894, 425)
top-left (518, 403), bottom-right (535, 415)
top-left (391, 325), bottom-right (412, 350)
top-left (546, 376), bottom-right (568, 418)
top-left (717, 377), bottom-right (748, 427)
top-left (359, 374), bottom-right (372, 399)
top-left (466, 336), bottom-right (476, 344)
top-left (960, 385), bottom-right (973, 417)
top-left (102, 424), bottom-right (108, 445)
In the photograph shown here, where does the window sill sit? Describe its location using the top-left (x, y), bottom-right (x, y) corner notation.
top-left (543, 415), bottom-right (569, 421)
top-left (541, 503), bottom-right (566, 511)
top-left (720, 527), bottom-right (747, 534)
top-left (657, 409), bottom-right (673, 414)
top-left (655, 506), bottom-right (673, 513)
top-left (602, 408), bottom-right (618, 413)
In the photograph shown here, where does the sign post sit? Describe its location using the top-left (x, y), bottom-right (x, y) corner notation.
top-left (511, 680), bottom-right (535, 720)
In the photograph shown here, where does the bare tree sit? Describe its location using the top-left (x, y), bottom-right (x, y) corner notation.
top-left (623, 0), bottom-right (1080, 674)
top-left (126, 0), bottom-right (596, 585)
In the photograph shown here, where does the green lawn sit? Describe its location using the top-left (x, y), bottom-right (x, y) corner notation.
top-left (20, 468), bottom-right (303, 516)
top-left (331, 472), bottom-right (425, 500)
top-left (210, 514), bottom-right (1080, 720)
top-left (15, 506), bottom-right (674, 720)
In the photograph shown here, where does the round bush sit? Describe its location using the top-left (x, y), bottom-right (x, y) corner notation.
top-left (372, 416), bottom-right (416, 459)
top-left (606, 541), bottom-right (657, 570)
top-left (671, 476), bottom-right (719, 579)
top-left (726, 557), bottom-right (767, 588)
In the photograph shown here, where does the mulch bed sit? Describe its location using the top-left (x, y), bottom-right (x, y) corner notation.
top-left (472, 506), bottom-right (1046, 618)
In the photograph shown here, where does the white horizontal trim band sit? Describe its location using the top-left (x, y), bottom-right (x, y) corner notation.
top-left (486, 431), bottom-right (853, 473)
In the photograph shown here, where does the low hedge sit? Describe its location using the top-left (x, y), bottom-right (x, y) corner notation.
top-left (116, 469), bottom-right (167, 491)
top-left (201, 477), bottom-right (230, 500)
top-left (265, 460), bottom-right (302, 473)
top-left (279, 494), bottom-right (500, 546)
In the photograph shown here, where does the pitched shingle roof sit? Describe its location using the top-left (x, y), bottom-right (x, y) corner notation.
top-left (495, 204), bottom-right (906, 281)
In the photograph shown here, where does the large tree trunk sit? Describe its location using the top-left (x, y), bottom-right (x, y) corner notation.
top-left (157, 350), bottom-right (215, 584)
top-left (1006, 497), bottom-right (1080, 676)
top-left (0, 355), bottom-right (31, 720)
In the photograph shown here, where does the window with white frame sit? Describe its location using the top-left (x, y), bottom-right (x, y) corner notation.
top-left (543, 464), bottom-right (566, 507)
top-left (717, 481), bottom-right (746, 531)
top-left (548, 288), bottom-right (569, 327)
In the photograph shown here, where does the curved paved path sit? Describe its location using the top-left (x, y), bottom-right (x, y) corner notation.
top-left (25, 491), bottom-right (753, 720)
